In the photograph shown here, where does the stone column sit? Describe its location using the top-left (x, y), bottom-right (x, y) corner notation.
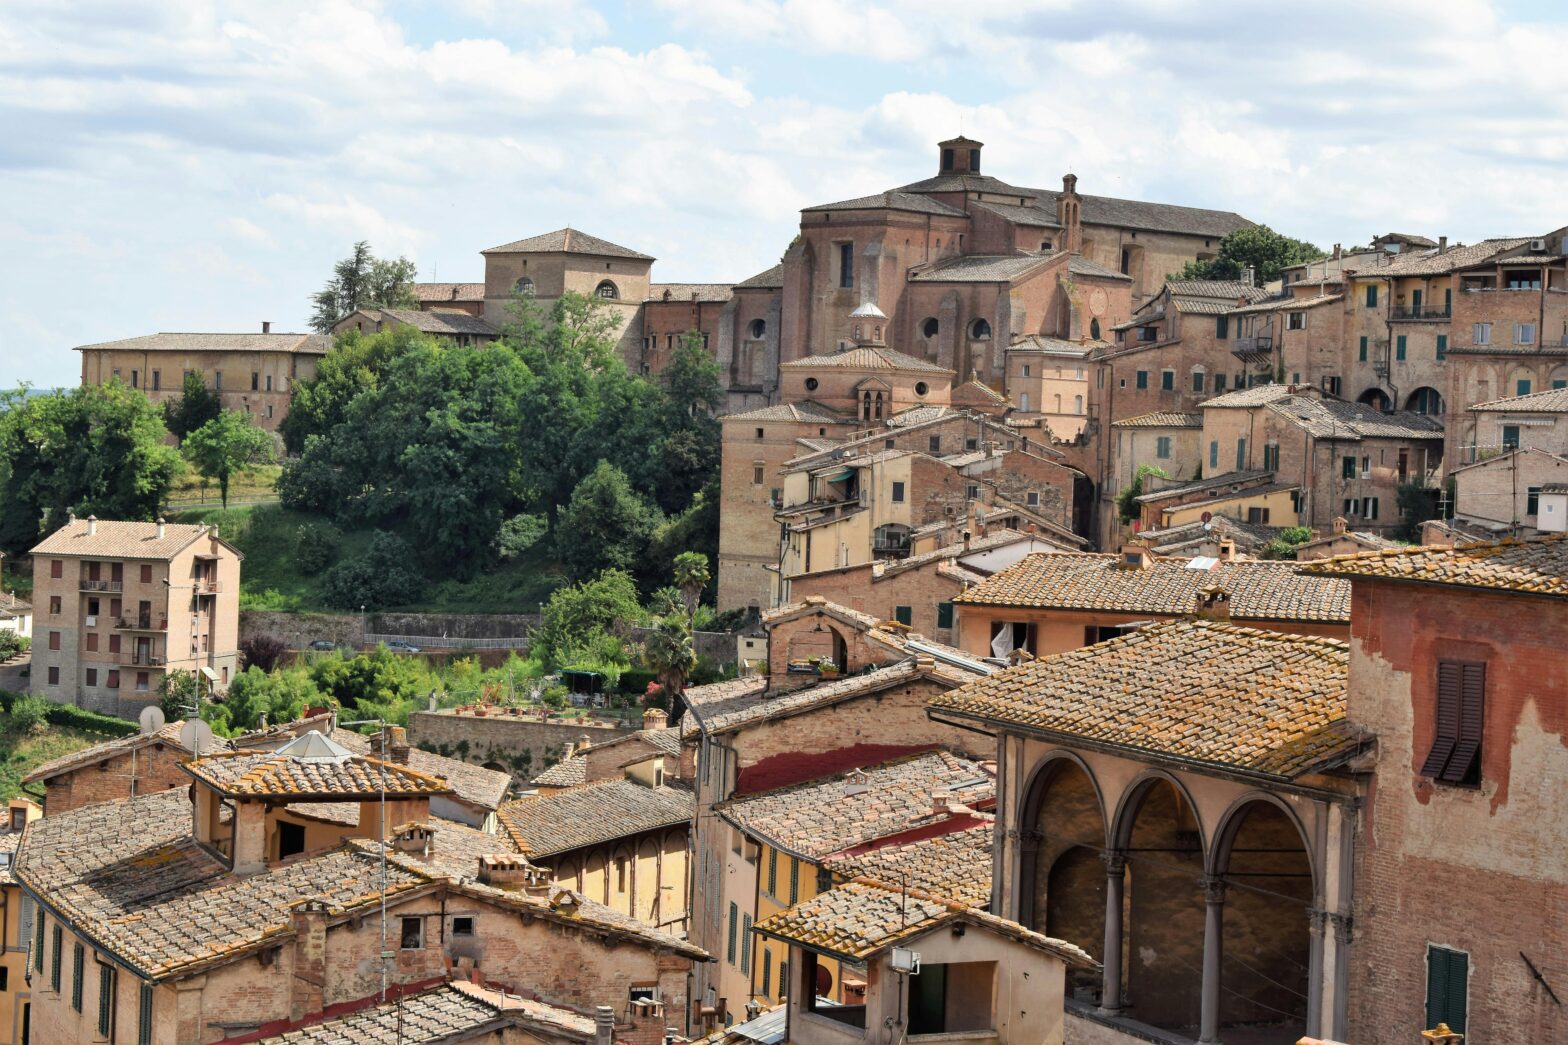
top-left (1100, 851), bottom-right (1127, 1015)
top-left (1330, 912), bottom-right (1353, 1038)
top-left (1305, 908), bottom-right (1327, 1038)
top-left (1198, 876), bottom-right (1226, 1044)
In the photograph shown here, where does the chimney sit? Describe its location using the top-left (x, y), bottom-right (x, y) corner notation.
top-left (391, 821), bottom-right (435, 861)
top-left (1216, 538), bottom-right (1237, 562)
top-left (595, 1006), bottom-right (616, 1045)
top-left (1438, 236), bottom-right (1448, 255)
top-left (1194, 586), bottom-right (1232, 622)
top-left (1333, 516), bottom-right (1348, 535)
top-left (87, 515), bottom-right (97, 536)
top-left (383, 724), bottom-right (410, 764)
top-left (1333, 243), bottom-right (1342, 260)
top-left (288, 899), bottom-right (330, 1021)
top-left (156, 517), bottom-right (166, 540)
top-left (1058, 173), bottom-right (1083, 254)
top-left (642, 706), bottom-right (668, 731)
top-left (1118, 544), bottom-right (1151, 570)
top-left (478, 853), bottom-right (549, 893)
top-left (577, 734), bottom-right (591, 753)
top-left (932, 789), bottom-right (953, 816)
top-left (262, 320), bottom-right (272, 334)
top-left (1243, 264), bottom-right (1256, 287)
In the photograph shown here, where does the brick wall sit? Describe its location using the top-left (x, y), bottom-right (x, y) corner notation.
top-left (408, 708), bottom-right (635, 785)
top-left (41, 741), bottom-right (191, 815)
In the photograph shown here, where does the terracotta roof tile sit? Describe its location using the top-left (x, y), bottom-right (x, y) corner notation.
top-left (333, 730), bottom-right (512, 811)
top-left (23, 719), bottom-right (228, 785)
top-left (954, 552), bottom-right (1349, 623)
top-left (73, 332), bottom-right (331, 355)
top-left (779, 346), bottom-right (953, 375)
top-left (410, 281), bottom-right (484, 303)
top-left (1299, 533), bottom-right (1568, 597)
top-left (183, 746), bottom-right (453, 800)
top-left (687, 661), bottom-right (941, 739)
top-left (803, 191), bottom-right (968, 218)
top-left (496, 779), bottom-right (692, 858)
top-left (1110, 411), bottom-right (1202, 429)
top-left (32, 519), bottom-right (236, 560)
top-left (481, 227), bottom-right (652, 260)
top-left (529, 754), bottom-right (587, 788)
top-left (256, 981), bottom-right (594, 1043)
top-left (824, 824), bottom-right (993, 908)
top-left (931, 620), bottom-right (1356, 778)
top-left (1469, 386), bottom-right (1568, 412)
top-left (720, 751), bottom-right (994, 860)
top-left (648, 282), bottom-right (735, 303)
top-left (721, 400), bottom-right (851, 423)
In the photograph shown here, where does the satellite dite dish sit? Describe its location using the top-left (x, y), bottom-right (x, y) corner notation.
top-left (139, 705), bottom-right (166, 736)
top-left (179, 718), bottom-right (216, 757)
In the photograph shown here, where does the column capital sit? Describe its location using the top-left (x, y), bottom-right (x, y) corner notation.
top-left (1307, 907), bottom-right (1330, 934)
top-left (1330, 912), bottom-right (1353, 944)
top-left (1101, 849), bottom-right (1126, 875)
top-left (1201, 875), bottom-right (1227, 905)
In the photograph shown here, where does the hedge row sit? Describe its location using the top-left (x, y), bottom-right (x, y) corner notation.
top-left (0, 690), bottom-right (140, 738)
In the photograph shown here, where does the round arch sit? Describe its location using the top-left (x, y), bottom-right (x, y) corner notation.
top-left (1406, 387), bottom-right (1444, 415)
top-left (1109, 769), bottom-right (1209, 860)
top-left (1020, 750), bottom-right (1111, 849)
top-left (1016, 751), bottom-right (1110, 981)
top-left (1356, 387), bottom-right (1391, 411)
top-left (595, 279), bottom-right (619, 300)
top-left (1207, 791), bottom-right (1319, 893)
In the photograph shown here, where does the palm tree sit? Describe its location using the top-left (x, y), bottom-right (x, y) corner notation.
top-left (672, 552), bottom-right (711, 632)
top-left (642, 613), bottom-right (697, 725)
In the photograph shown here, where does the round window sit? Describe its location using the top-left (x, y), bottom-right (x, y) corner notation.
top-left (805, 377), bottom-right (819, 392)
top-left (915, 381), bottom-right (929, 396)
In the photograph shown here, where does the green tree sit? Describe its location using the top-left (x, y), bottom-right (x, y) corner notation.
top-left (494, 512), bottom-right (547, 561)
top-left (1176, 225), bottom-right (1327, 286)
top-left (309, 241), bottom-right (420, 333)
top-left (279, 327), bottom-right (413, 454)
top-left (533, 569), bottom-right (644, 669)
top-left (672, 551), bottom-right (711, 632)
top-left (641, 613), bottom-right (696, 721)
top-left (158, 669), bottom-right (205, 721)
top-left (163, 371), bottom-right (221, 441)
top-left (182, 410), bottom-right (272, 508)
top-left (0, 383), bottom-right (182, 557)
top-left (1116, 464), bottom-right (1170, 524)
top-left (1260, 525), bottom-right (1315, 560)
top-left (223, 666), bottom-right (321, 733)
top-left (555, 462), bottom-right (663, 582)
top-left (320, 531), bottom-right (422, 609)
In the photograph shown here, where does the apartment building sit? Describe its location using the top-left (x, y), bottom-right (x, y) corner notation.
top-left (29, 517), bottom-right (242, 718)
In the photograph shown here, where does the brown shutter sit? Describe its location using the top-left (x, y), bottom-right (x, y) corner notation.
top-left (1421, 661), bottom-right (1462, 778)
top-left (1441, 663), bottom-right (1486, 784)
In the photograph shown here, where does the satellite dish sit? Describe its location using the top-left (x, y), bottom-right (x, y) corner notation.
top-left (179, 718), bottom-right (216, 757)
top-left (138, 705), bottom-right (166, 736)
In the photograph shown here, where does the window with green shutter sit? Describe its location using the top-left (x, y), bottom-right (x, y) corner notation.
top-left (789, 859), bottom-right (800, 904)
top-left (1359, 335), bottom-right (1368, 362)
top-left (1235, 437), bottom-right (1246, 471)
top-left (1426, 946), bottom-right (1468, 1034)
top-left (1136, 370), bottom-right (1148, 390)
top-left (727, 902), bottom-right (738, 964)
top-left (1216, 315), bottom-right (1229, 338)
top-left (98, 962), bottom-right (115, 1037)
top-left (51, 924), bottom-right (61, 991)
top-left (767, 849), bottom-right (777, 896)
top-left (72, 942), bottom-right (84, 1011)
top-left (1518, 379), bottom-right (1532, 396)
top-left (1396, 335), bottom-right (1407, 361)
top-left (1436, 334), bottom-right (1447, 360)
top-left (895, 606), bottom-right (912, 626)
top-left (741, 915), bottom-right (752, 974)
top-left (937, 602), bottom-right (954, 630)
top-left (1365, 284), bottom-right (1378, 307)
top-left (33, 913), bottom-right (44, 973)
top-left (139, 983), bottom-right (154, 1045)
top-left (1528, 486), bottom-right (1542, 515)
top-left (762, 948), bottom-right (773, 997)
top-left (1342, 456), bottom-right (1356, 480)
top-left (1209, 441), bottom-right (1219, 470)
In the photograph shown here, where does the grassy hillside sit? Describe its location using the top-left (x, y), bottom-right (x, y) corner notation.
top-left (0, 720), bottom-right (108, 802)
top-left (170, 503), bottom-right (567, 614)
top-left (166, 463), bottom-right (282, 508)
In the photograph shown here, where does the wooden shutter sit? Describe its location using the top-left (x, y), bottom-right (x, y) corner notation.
top-left (727, 903), bottom-right (738, 964)
top-left (1442, 664), bottom-right (1486, 784)
top-left (1421, 662), bottom-right (1463, 778)
top-left (1426, 946), bottom-right (1468, 1033)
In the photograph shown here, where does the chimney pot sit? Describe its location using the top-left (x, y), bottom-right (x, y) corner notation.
top-left (578, 733), bottom-right (591, 752)
top-left (262, 320), bottom-right (272, 334)
top-left (932, 789), bottom-right (953, 815)
top-left (87, 515), bottom-right (97, 536)
top-left (1438, 236), bottom-right (1448, 254)
top-left (156, 517), bottom-right (166, 540)
top-left (642, 707), bottom-right (668, 731)
top-left (595, 1006), bottom-right (616, 1045)
top-left (1333, 516), bottom-right (1348, 534)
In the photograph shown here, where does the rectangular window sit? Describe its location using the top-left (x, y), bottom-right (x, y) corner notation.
top-left (966, 484), bottom-right (979, 500)
top-left (1362, 455), bottom-right (1372, 478)
top-left (1161, 370), bottom-right (1174, 391)
top-left (1518, 379), bottom-right (1532, 397)
top-left (1263, 443), bottom-right (1280, 471)
top-left (767, 849), bottom-right (778, 896)
top-left (839, 243), bottom-right (854, 288)
top-left (1136, 370), bottom-right (1148, 390)
top-left (47, 666), bottom-right (60, 686)
top-left (891, 481), bottom-right (906, 503)
top-left (1235, 437), bottom-right (1246, 471)
top-left (1214, 373), bottom-right (1226, 392)
top-left (34, 913), bottom-right (44, 973)
top-left (1473, 322), bottom-right (1491, 345)
top-left (48, 631), bottom-right (60, 651)
top-left (1022, 364), bottom-right (1031, 377)
top-left (1288, 311), bottom-right (1306, 330)
top-left (86, 668), bottom-right (97, 687)
top-left (1209, 441), bottom-right (1219, 469)
top-left (762, 948), bottom-right (773, 998)
top-left (107, 670), bottom-right (120, 689)
top-left (452, 916), bottom-right (474, 936)
top-left (1026, 490), bottom-right (1040, 507)
top-left (1342, 456), bottom-right (1356, 480)
top-left (1365, 284), bottom-right (1378, 307)
top-left (51, 924), bottom-right (62, 991)
top-left (937, 602), bottom-right (955, 630)
top-left (1515, 322), bottom-right (1536, 345)
top-left (400, 917), bottom-right (423, 949)
top-left (1396, 335), bottom-right (1407, 361)
top-left (1359, 335), bottom-right (1368, 362)
top-left (1216, 315), bottom-right (1229, 338)
top-left (1345, 498), bottom-right (1357, 517)
top-left (1436, 334), bottom-right (1447, 360)
top-left (1247, 506), bottom-right (1270, 524)
top-left (72, 941), bottom-right (83, 1011)
top-left (789, 858), bottom-right (800, 904)
top-left (131, 369), bottom-right (139, 388)
top-left (98, 962), bottom-right (115, 1037)
top-left (741, 914), bottom-right (752, 974)
top-left (727, 902), bottom-right (738, 964)
top-left (751, 465), bottom-right (763, 486)
top-left (214, 370), bottom-right (222, 391)
top-left (51, 558), bottom-right (62, 579)
top-left (1426, 946), bottom-right (1469, 1035)
top-left (894, 605), bottom-right (913, 627)
top-left (1364, 496), bottom-right (1379, 520)
top-left (139, 983), bottom-right (154, 1045)
top-left (1192, 370), bottom-right (1205, 393)
top-left (251, 372), bottom-right (259, 391)
top-left (1156, 436), bottom-right (1172, 459)
top-left (151, 370), bottom-right (161, 391)
top-left (140, 564), bottom-right (152, 583)
top-left (1422, 661), bottom-right (1485, 785)
top-left (49, 595), bottom-right (61, 615)
top-left (265, 375), bottom-right (274, 392)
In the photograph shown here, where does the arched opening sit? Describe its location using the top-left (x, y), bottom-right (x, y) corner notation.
top-left (595, 280), bottom-right (619, 300)
top-left (1020, 757), bottom-right (1107, 999)
top-left (922, 317), bottom-right (939, 338)
top-left (637, 837), bottom-right (661, 922)
top-left (1406, 387), bottom-right (1444, 415)
top-left (785, 619), bottom-right (849, 673)
top-left (1053, 394), bottom-right (1063, 414)
top-left (1117, 777), bottom-right (1206, 1032)
top-left (1357, 387), bottom-right (1391, 411)
top-left (514, 276), bottom-right (535, 296)
top-left (1019, 392), bottom-right (1030, 412)
top-left (481, 761), bottom-right (507, 774)
top-left (971, 318), bottom-right (992, 340)
top-left (1212, 800), bottom-right (1315, 1041)
top-left (749, 318), bottom-right (766, 339)
top-left (1090, 318), bottom-right (1101, 340)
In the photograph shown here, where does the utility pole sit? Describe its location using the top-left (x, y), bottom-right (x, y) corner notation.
top-left (341, 716), bottom-right (390, 1006)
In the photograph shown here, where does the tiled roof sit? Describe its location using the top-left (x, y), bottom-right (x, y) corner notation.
top-left (1367, 238), bottom-right (1530, 277)
top-left (1007, 334), bottom-right (1095, 356)
top-left (649, 282), bottom-right (735, 303)
top-left (528, 728), bottom-right (680, 789)
top-left (74, 332), bottom-right (331, 355)
top-left (1200, 383), bottom-right (1298, 408)
top-left (1266, 396), bottom-right (1444, 441)
top-left (372, 308), bottom-right (498, 337)
top-left (824, 824), bottom-right (993, 908)
top-left (1110, 411), bottom-right (1202, 429)
top-left (736, 263), bottom-right (784, 289)
top-left (803, 191), bottom-right (967, 218)
top-left (23, 719), bottom-right (226, 785)
top-left (1135, 515), bottom-right (1280, 555)
top-left (970, 200), bottom-right (1060, 227)
top-left (1132, 469), bottom-right (1275, 504)
top-left (909, 253), bottom-right (1054, 283)
top-left (932, 620), bottom-right (1357, 779)
top-left (0, 828), bottom-right (25, 886)
top-left (496, 779), bottom-right (692, 858)
top-left (954, 552), bottom-right (1350, 623)
top-left (1163, 280), bottom-right (1270, 301)
top-left (680, 676), bottom-right (771, 738)
top-left (333, 731), bottom-right (511, 811)
top-left (13, 790), bottom-right (432, 981)
top-left (954, 377), bottom-right (1009, 405)
top-left (1300, 533), bottom-right (1568, 597)
top-left (753, 880), bottom-right (1094, 968)
top-left (721, 400), bottom-right (851, 423)
top-left (1228, 293), bottom-right (1342, 315)
top-left (410, 281), bottom-right (484, 303)
top-left (530, 755), bottom-right (587, 788)
top-left (1111, 310), bottom-right (1164, 332)
top-left (1068, 255), bottom-right (1133, 282)
top-left (1470, 386), bottom-right (1568, 412)
top-left (885, 404), bottom-right (957, 426)
top-left (482, 227), bottom-right (652, 260)
top-left (779, 346), bottom-right (953, 374)
top-left (720, 750), bottom-right (993, 860)
top-left (1171, 296), bottom-right (1242, 315)
top-left (32, 519), bottom-right (237, 560)
top-left (255, 980), bottom-right (595, 1043)
top-left (183, 744), bottom-right (453, 799)
top-left (689, 661), bottom-right (947, 738)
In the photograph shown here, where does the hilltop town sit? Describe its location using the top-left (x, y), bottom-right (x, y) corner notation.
top-left (0, 133), bottom-right (1564, 1045)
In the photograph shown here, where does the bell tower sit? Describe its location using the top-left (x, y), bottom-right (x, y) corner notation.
top-left (937, 136), bottom-right (984, 175)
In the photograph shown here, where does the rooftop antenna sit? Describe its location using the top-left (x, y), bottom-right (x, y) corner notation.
top-left (341, 716), bottom-right (390, 1006)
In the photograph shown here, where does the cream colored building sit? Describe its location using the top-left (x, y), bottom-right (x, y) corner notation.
top-left (1007, 335), bottom-right (1092, 437)
top-left (75, 330), bottom-right (331, 432)
top-left (30, 517), bottom-right (243, 718)
top-left (0, 799), bottom-right (42, 1045)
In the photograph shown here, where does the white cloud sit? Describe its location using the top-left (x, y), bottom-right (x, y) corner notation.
top-left (224, 217), bottom-right (276, 249)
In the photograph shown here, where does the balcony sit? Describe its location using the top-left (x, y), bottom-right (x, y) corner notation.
top-left (116, 615), bottom-right (168, 632)
top-left (1231, 336), bottom-right (1272, 362)
top-left (1390, 306), bottom-right (1451, 321)
top-left (79, 579), bottom-right (123, 593)
top-left (196, 579), bottom-right (222, 595)
top-left (120, 650), bottom-right (167, 667)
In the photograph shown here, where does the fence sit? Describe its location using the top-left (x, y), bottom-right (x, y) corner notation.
top-left (363, 633), bottom-right (530, 650)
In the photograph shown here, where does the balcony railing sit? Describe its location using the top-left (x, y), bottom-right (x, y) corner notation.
top-left (79, 579), bottom-right (123, 593)
top-left (197, 579), bottom-right (222, 595)
top-left (1390, 306), bottom-right (1452, 321)
top-left (120, 650), bottom-right (167, 667)
top-left (115, 615), bottom-right (168, 632)
top-left (1232, 336), bottom-right (1273, 358)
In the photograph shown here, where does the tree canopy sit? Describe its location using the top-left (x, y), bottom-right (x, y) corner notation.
top-left (1175, 225), bottom-right (1327, 286)
top-left (0, 383), bottom-right (182, 556)
top-left (182, 410), bottom-right (273, 508)
top-left (164, 370), bottom-right (221, 441)
top-left (309, 241), bottom-right (420, 334)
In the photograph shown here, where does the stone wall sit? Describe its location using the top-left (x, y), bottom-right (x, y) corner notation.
top-left (408, 707), bottom-right (637, 785)
top-left (240, 611), bottom-right (540, 650)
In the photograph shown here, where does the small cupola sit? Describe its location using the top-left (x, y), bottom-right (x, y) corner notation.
top-left (938, 136), bottom-right (983, 175)
top-left (850, 301), bottom-right (888, 347)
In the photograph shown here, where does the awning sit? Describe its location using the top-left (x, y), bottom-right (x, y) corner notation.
top-left (199, 666), bottom-right (220, 683)
top-left (821, 468), bottom-right (854, 482)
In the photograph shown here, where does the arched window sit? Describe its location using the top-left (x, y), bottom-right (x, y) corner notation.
top-left (595, 280), bottom-right (619, 300)
top-left (1020, 392), bottom-right (1030, 412)
top-left (862, 391), bottom-right (873, 421)
top-left (1074, 395), bottom-right (1084, 414)
top-left (1406, 387), bottom-right (1444, 415)
top-left (874, 391), bottom-right (885, 419)
top-left (749, 318), bottom-right (766, 339)
top-left (1090, 318), bottom-right (1101, 339)
top-left (921, 317), bottom-right (939, 338)
top-left (970, 318), bottom-right (992, 341)
top-left (514, 277), bottom-right (535, 297)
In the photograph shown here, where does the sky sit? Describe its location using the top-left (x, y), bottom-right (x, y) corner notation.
top-left (4, 0), bottom-right (1568, 389)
